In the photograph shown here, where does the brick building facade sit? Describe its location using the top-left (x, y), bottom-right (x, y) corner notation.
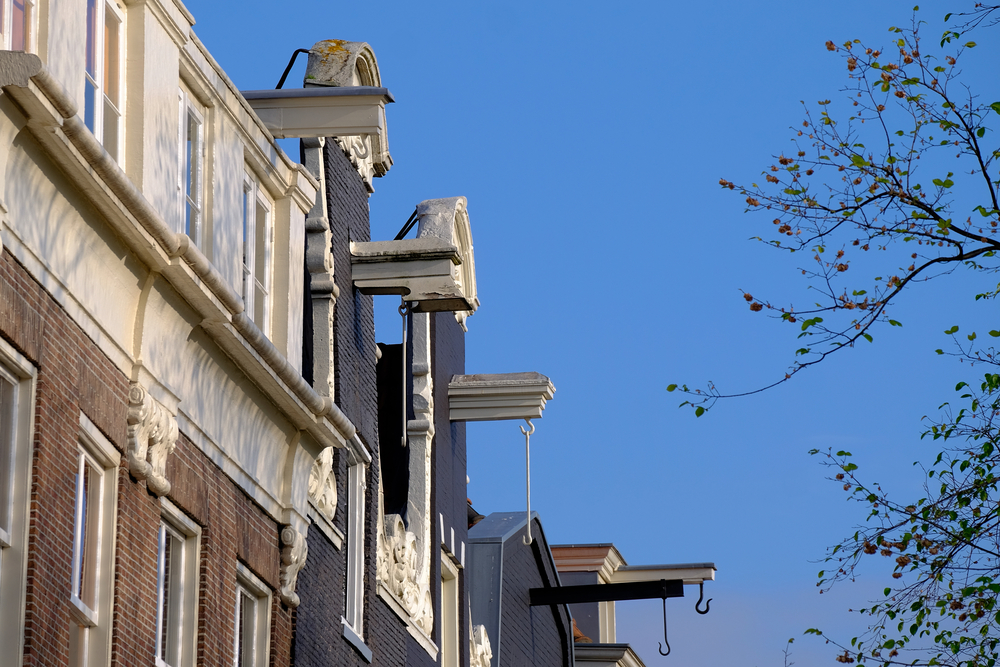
top-left (0, 1), bottom-right (584, 666)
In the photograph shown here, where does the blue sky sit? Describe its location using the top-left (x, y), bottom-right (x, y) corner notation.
top-left (185, 1), bottom-right (999, 664)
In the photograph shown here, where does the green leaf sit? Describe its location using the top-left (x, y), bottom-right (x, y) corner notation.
top-left (977, 127), bottom-right (986, 138)
top-left (851, 155), bottom-right (868, 167)
top-left (945, 326), bottom-right (959, 334)
top-left (966, 41), bottom-right (977, 47)
top-left (863, 333), bottom-right (874, 343)
top-left (968, 332), bottom-right (977, 341)
top-left (667, 384), bottom-right (678, 392)
top-left (694, 406), bottom-right (705, 417)
top-left (889, 320), bottom-right (902, 327)
top-left (989, 331), bottom-right (1000, 337)
top-left (992, 102), bottom-right (1000, 116)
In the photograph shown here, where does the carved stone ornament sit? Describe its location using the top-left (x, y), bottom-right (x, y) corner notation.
top-left (377, 513), bottom-right (433, 634)
top-left (308, 447), bottom-right (337, 522)
top-left (470, 624), bottom-right (493, 667)
top-left (126, 382), bottom-right (178, 497)
top-left (279, 525), bottom-right (308, 607)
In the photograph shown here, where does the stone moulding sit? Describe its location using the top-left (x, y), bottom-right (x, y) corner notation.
top-left (279, 525), bottom-right (308, 607)
top-left (126, 382), bottom-right (178, 496)
top-left (470, 624), bottom-right (493, 667)
top-left (448, 372), bottom-right (556, 422)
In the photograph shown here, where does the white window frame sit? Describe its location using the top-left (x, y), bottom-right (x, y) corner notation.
top-left (0, 0), bottom-right (36, 51)
top-left (0, 339), bottom-right (35, 667)
top-left (440, 554), bottom-right (460, 667)
top-left (241, 171), bottom-right (273, 335)
top-left (342, 461), bottom-right (366, 639)
top-left (83, 0), bottom-right (124, 163)
top-left (155, 499), bottom-right (200, 667)
top-left (233, 563), bottom-right (270, 667)
top-left (179, 90), bottom-right (205, 245)
top-left (68, 414), bottom-right (120, 667)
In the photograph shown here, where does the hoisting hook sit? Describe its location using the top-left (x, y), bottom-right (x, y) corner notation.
top-left (521, 420), bottom-right (535, 545)
top-left (658, 597), bottom-right (671, 656)
top-left (695, 581), bottom-right (712, 615)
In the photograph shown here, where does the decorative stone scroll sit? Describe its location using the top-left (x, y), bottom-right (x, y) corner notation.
top-left (279, 525), bottom-right (308, 607)
top-left (126, 382), bottom-right (178, 497)
top-left (470, 624), bottom-right (493, 667)
top-left (377, 513), bottom-right (433, 634)
top-left (308, 447), bottom-right (337, 521)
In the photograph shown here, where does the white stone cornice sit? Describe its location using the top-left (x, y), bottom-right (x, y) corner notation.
top-left (0, 54), bottom-right (358, 457)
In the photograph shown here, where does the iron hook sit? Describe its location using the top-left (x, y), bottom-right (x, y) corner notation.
top-left (695, 581), bottom-right (712, 615)
top-left (658, 597), bottom-right (671, 656)
top-left (521, 420), bottom-right (535, 546)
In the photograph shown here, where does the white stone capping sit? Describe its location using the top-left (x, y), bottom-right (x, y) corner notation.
top-left (448, 372), bottom-right (555, 422)
top-left (0, 54), bottom-right (361, 455)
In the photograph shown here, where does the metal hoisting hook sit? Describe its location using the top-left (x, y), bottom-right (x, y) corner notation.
top-left (399, 299), bottom-right (411, 447)
top-left (521, 420), bottom-right (535, 545)
top-left (695, 581), bottom-right (712, 615)
top-left (658, 597), bottom-right (671, 656)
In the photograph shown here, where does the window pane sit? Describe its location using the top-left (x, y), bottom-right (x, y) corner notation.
top-left (103, 101), bottom-right (119, 163)
top-left (85, 0), bottom-right (97, 78)
top-left (103, 9), bottom-right (119, 107)
top-left (84, 80), bottom-right (97, 133)
top-left (238, 590), bottom-right (255, 667)
top-left (80, 459), bottom-right (101, 609)
top-left (11, 0), bottom-right (25, 51)
top-left (157, 527), bottom-right (172, 661)
top-left (0, 376), bottom-right (14, 536)
top-left (253, 201), bottom-right (267, 327)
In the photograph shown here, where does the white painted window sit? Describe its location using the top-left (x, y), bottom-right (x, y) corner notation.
top-left (84, 0), bottom-right (124, 163)
top-left (343, 462), bottom-right (366, 636)
top-left (440, 555), bottom-right (459, 667)
top-left (179, 91), bottom-right (205, 244)
top-left (0, 340), bottom-right (35, 666)
top-left (241, 172), bottom-right (272, 334)
top-left (0, 0), bottom-right (35, 51)
top-left (155, 500), bottom-right (200, 667)
top-left (233, 563), bottom-right (270, 667)
top-left (68, 415), bottom-right (120, 667)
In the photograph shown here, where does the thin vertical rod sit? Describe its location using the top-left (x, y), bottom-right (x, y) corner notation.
top-left (399, 299), bottom-right (410, 447)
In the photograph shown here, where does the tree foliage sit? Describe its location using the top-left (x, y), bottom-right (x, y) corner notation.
top-left (671, 5), bottom-right (1000, 666)
top-left (668, 4), bottom-right (1000, 413)
top-left (811, 372), bottom-right (1000, 667)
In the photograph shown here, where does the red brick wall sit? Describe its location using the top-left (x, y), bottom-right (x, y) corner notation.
top-left (1, 247), bottom-right (291, 666)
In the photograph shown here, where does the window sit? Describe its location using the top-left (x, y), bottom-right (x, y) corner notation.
top-left (84, 0), bottom-right (124, 163)
top-left (179, 91), bottom-right (205, 244)
top-left (155, 500), bottom-right (200, 667)
top-left (0, 0), bottom-right (34, 51)
top-left (233, 564), bottom-right (270, 667)
top-left (68, 415), bottom-right (119, 667)
top-left (242, 172), bottom-right (272, 334)
top-left (440, 555), bottom-right (459, 667)
top-left (0, 340), bottom-right (35, 666)
top-left (342, 460), bottom-right (367, 646)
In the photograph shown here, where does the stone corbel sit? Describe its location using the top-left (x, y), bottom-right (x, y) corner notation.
top-left (279, 525), bottom-right (308, 607)
top-left (308, 447), bottom-right (337, 522)
top-left (377, 513), bottom-right (433, 634)
top-left (126, 381), bottom-right (178, 496)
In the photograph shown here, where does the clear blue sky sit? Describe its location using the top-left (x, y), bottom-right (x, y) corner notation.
top-left (185, 1), bottom-right (998, 664)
